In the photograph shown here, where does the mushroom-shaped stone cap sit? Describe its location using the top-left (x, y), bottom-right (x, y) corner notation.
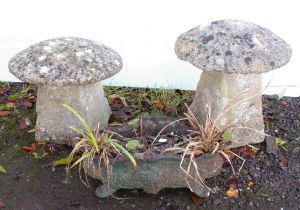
top-left (8, 37), bottom-right (122, 86)
top-left (175, 20), bottom-right (292, 74)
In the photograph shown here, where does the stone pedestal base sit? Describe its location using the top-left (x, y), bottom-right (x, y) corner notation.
top-left (35, 81), bottom-right (111, 144)
top-left (190, 71), bottom-right (265, 147)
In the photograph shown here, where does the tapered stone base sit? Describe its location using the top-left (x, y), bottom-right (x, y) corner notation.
top-left (190, 71), bottom-right (265, 147)
top-left (35, 82), bottom-right (111, 144)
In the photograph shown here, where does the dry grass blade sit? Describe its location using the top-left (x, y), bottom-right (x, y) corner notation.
top-left (164, 104), bottom-right (248, 193)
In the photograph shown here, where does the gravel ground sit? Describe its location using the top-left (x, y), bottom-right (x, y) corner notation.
top-left (0, 83), bottom-right (299, 210)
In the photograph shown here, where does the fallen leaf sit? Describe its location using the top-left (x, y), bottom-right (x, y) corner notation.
top-left (164, 104), bottom-right (176, 116)
top-left (44, 144), bottom-right (57, 154)
top-left (0, 88), bottom-right (7, 94)
top-left (278, 155), bottom-right (288, 166)
top-left (109, 94), bottom-right (128, 106)
top-left (222, 150), bottom-right (235, 166)
top-left (265, 136), bottom-right (279, 156)
top-left (154, 99), bottom-right (165, 111)
top-left (18, 119), bottom-right (28, 129)
top-left (247, 181), bottom-right (254, 188)
top-left (0, 164), bottom-right (7, 174)
top-left (175, 89), bottom-right (184, 95)
top-left (0, 111), bottom-right (10, 117)
top-left (28, 95), bottom-right (36, 100)
top-left (226, 177), bottom-right (241, 187)
top-left (0, 201), bottom-right (5, 208)
top-left (239, 146), bottom-right (256, 159)
top-left (190, 192), bottom-right (201, 204)
top-left (0, 96), bottom-right (5, 103)
top-left (124, 107), bottom-right (134, 114)
top-left (21, 143), bottom-right (38, 153)
top-left (226, 187), bottom-right (239, 197)
top-left (22, 100), bottom-right (33, 108)
top-left (6, 102), bottom-right (15, 108)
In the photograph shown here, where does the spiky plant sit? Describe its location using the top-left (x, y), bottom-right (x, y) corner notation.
top-left (62, 104), bottom-right (136, 187)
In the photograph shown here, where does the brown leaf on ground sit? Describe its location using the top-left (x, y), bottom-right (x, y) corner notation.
top-left (0, 201), bottom-right (5, 209)
top-left (44, 144), bottom-right (59, 155)
top-left (0, 88), bottom-right (8, 95)
top-left (265, 136), bottom-right (279, 156)
top-left (154, 99), bottom-right (165, 111)
top-left (226, 187), bottom-right (239, 197)
top-left (239, 146), bottom-right (256, 159)
top-left (190, 192), bottom-right (201, 204)
top-left (279, 154), bottom-right (288, 166)
top-left (164, 104), bottom-right (176, 116)
top-left (0, 96), bottom-right (5, 103)
top-left (109, 95), bottom-right (128, 106)
top-left (0, 111), bottom-right (10, 117)
top-left (21, 143), bottom-right (38, 153)
top-left (222, 150), bottom-right (235, 166)
top-left (175, 89), bottom-right (184, 95)
top-left (226, 177), bottom-right (241, 187)
top-left (247, 181), bottom-right (254, 188)
top-left (18, 119), bottom-right (29, 129)
top-left (23, 100), bottom-right (33, 108)
top-left (28, 95), bottom-right (36, 100)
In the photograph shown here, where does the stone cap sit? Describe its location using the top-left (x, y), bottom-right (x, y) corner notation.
top-left (175, 20), bottom-right (292, 74)
top-left (8, 37), bottom-right (122, 86)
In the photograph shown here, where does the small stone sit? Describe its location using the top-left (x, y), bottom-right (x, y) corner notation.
top-left (213, 199), bottom-right (221, 205)
top-left (292, 146), bottom-right (300, 155)
top-left (158, 138), bottom-right (168, 143)
top-left (265, 136), bottom-right (279, 156)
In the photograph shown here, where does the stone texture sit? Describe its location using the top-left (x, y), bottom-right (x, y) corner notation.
top-left (175, 20), bottom-right (292, 74)
top-left (35, 82), bottom-right (110, 144)
top-left (175, 20), bottom-right (292, 147)
top-left (8, 37), bottom-right (122, 86)
top-left (85, 153), bottom-right (223, 198)
top-left (190, 71), bottom-right (265, 147)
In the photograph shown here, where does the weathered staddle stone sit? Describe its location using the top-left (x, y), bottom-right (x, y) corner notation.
top-left (9, 37), bottom-right (122, 144)
top-left (175, 20), bottom-right (292, 147)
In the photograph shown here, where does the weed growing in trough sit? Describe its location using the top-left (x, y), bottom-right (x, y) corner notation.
top-left (60, 104), bottom-right (136, 187)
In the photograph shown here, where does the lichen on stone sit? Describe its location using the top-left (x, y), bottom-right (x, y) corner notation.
top-left (175, 20), bottom-right (292, 74)
top-left (8, 37), bottom-right (123, 86)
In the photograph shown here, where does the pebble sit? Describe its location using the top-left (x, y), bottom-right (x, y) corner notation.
top-left (213, 199), bottom-right (221, 205)
top-left (292, 146), bottom-right (300, 155)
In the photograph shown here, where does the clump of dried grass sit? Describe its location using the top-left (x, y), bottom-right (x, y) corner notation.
top-left (164, 104), bottom-right (246, 193)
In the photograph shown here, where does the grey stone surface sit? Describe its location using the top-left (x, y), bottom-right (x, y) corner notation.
top-left (175, 20), bottom-right (292, 147)
top-left (190, 71), bottom-right (265, 147)
top-left (35, 81), bottom-right (111, 144)
top-left (85, 153), bottom-right (223, 198)
top-left (8, 37), bottom-right (122, 86)
top-left (175, 20), bottom-right (292, 74)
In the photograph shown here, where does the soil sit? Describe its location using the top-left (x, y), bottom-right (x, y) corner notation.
top-left (0, 82), bottom-right (299, 210)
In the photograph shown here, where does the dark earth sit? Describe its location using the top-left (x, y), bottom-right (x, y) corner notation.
top-left (0, 82), bottom-right (299, 210)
